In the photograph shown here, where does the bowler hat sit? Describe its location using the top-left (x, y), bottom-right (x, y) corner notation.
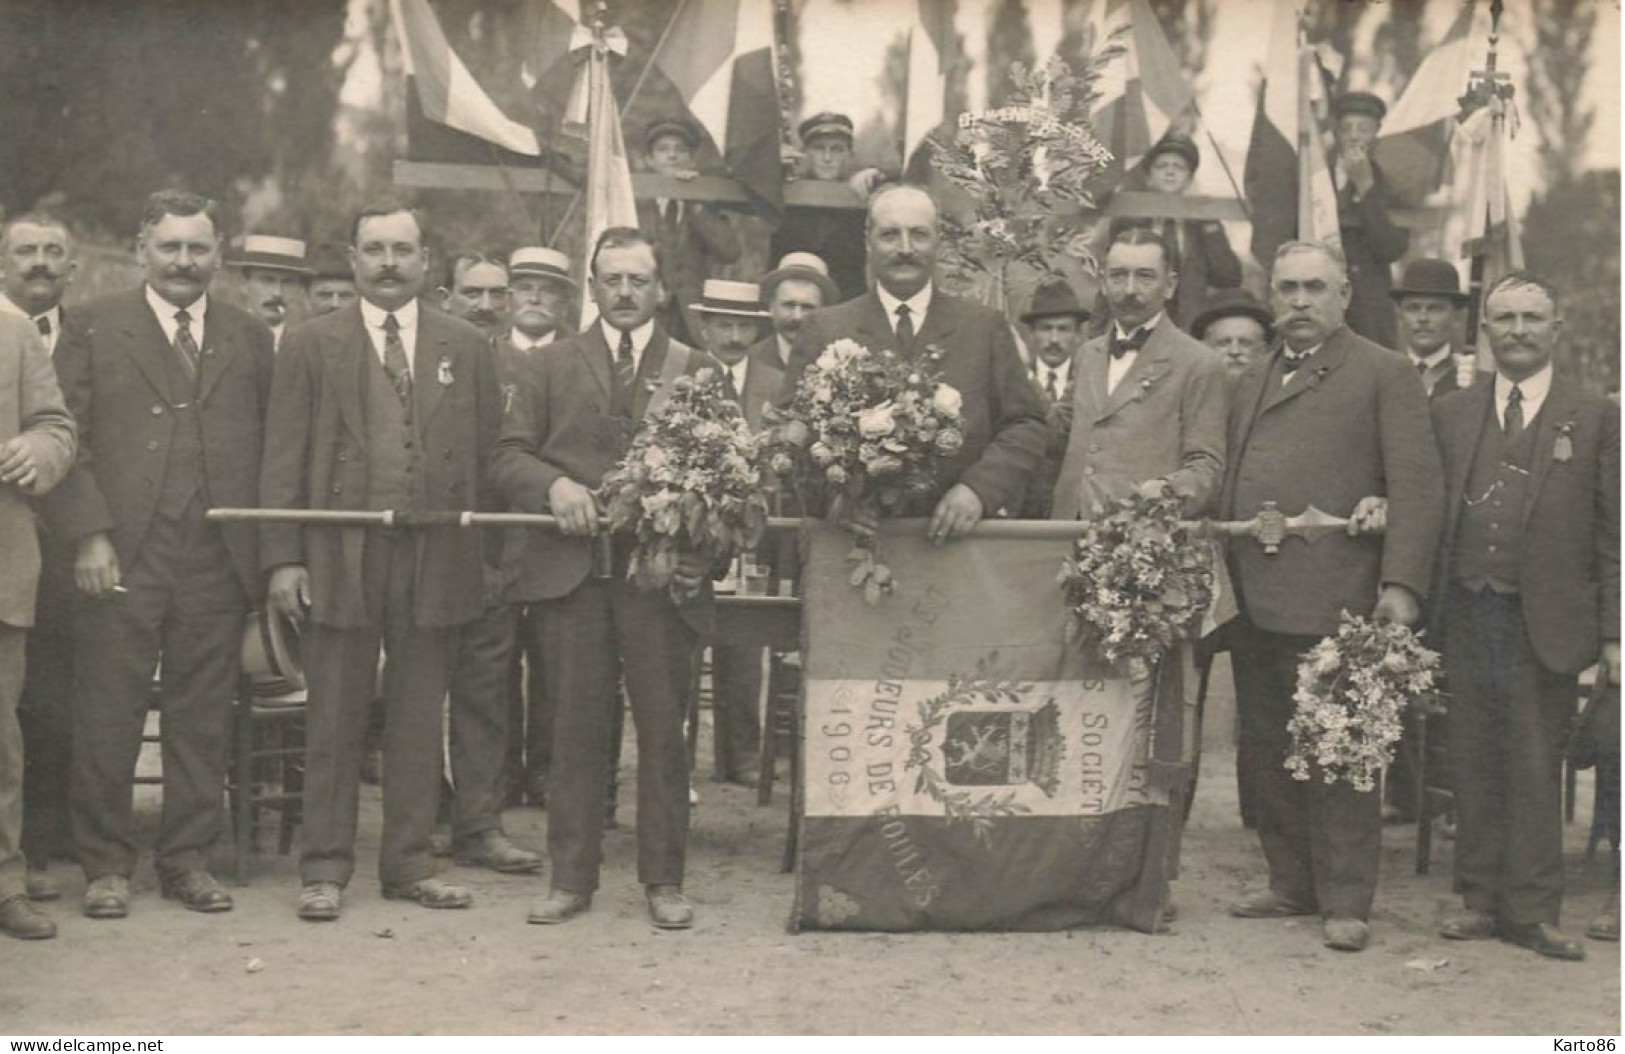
top-left (798, 111), bottom-right (854, 145)
top-left (1145, 133), bottom-right (1200, 173)
top-left (1332, 91), bottom-right (1388, 123)
top-left (306, 243), bottom-right (352, 281)
top-left (645, 116), bottom-right (701, 152)
top-left (759, 251), bottom-right (839, 306)
top-left (509, 246), bottom-right (578, 292)
top-left (1191, 288), bottom-right (1273, 342)
top-left (692, 279), bottom-right (769, 319)
top-left (231, 234), bottom-right (314, 277)
top-left (1019, 281), bottom-right (1091, 326)
top-left (1389, 258), bottom-right (1468, 302)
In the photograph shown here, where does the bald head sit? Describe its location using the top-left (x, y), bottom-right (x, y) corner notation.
top-left (866, 184), bottom-right (939, 299)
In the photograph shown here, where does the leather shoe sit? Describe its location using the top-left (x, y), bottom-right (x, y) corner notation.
top-left (527, 887), bottom-right (592, 925)
top-left (1323, 918), bottom-right (1371, 952)
top-left (25, 869), bottom-right (59, 902)
top-left (1587, 908), bottom-right (1619, 942)
top-left (82, 875), bottom-right (129, 919)
top-left (646, 884), bottom-right (694, 929)
top-left (1440, 909), bottom-right (1496, 940)
top-left (296, 881), bottom-right (342, 921)
top-left (160, 869), bottom-right (233, 913)
top-left (1500, 921), bottom-right (1586, 961)
top-left (455, 830), bottom-right (543, 874)
top-left (382, 877), bottom-right (472, 909)
top-left (0, 895), bottom-right (56, 940)
top-left (1230, 890), bottom-right (1316, 918)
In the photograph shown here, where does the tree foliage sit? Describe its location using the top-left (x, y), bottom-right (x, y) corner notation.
top-left (1523, 0), bottom-right (1596, 188)
top-left (1522, 170), bottom-right (1620, 396)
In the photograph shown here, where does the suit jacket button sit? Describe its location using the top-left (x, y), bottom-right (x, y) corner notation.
top-left (332, 484), bottom-right (343, 494)
top-left (151, 404), bottom-right (164, 416)
top-left (337, 452), bottom-right (348, 462)
top-left (1083, 466), bottom-right (1095, 476)
top-left (146, 440), bottom-right (159, 451)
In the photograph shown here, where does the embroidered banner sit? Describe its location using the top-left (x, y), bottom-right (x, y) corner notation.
top-left (793, 521), bottom-right (1183, 932)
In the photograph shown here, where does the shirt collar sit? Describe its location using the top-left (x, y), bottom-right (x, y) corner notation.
top-left (1283, 341), bottom-right (1323, 362)
top-left (145, 283), bottom-right (207, 324)
top-left (0, 292), bottom-right (56, 327)
top-left (601, 317), bottom-right (655, 356)
top-left (360, 296), bottom-right (418, 332)
top-left (1112, 312), bottom-right (1163, 342)
top-left (876, 282), bottom-right (933, 329)
top-left (775, 333), bottom-right (793, 365)
top-left (1407, 346), bottom-right (1452, 370)
top-left (1495, 363), bottom-right (1553, 406)
top-left (511, 330), bottom-right (556, 352)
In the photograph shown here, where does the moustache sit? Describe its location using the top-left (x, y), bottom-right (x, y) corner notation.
top-left (22, 266), bottom-right (60, 282)
top-left (260, 296), bottom-right (286, 309)
top-left (164, 267), bottom-right (202, 282)
top-left (374, 268), bottom-right (402, 282)
top-left (611, 298), bottom-right (636, 311)
top-left (468, 310), bottom-right (498, 324)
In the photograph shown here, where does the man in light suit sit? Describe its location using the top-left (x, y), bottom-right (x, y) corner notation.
top-left (693, 279), bottom-right (782, 785)
top-left (1, 212), bottom-right (83, 904)
top-left (0, 312), bottom-right (75, 940)
top-left (1431, 272), bottom-right (1619, 961)
top-left (783, 184), bottom-right (1049, 534)
top-left (491, 227), bottom-right (720, 929)
top-left (1220, 240), bottom-right (1443, 952)
top-left (261, 201), bottom-right (504, 921)
top-left (49, 190), bottom-right (275, 920)
top-left (1049, 228), bottom-right (1227, 519)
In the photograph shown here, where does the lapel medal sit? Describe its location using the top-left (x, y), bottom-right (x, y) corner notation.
top-left (437, 356), bottom-right (454, 387)
top-left (1554, 422), bottom-right (1574, 463)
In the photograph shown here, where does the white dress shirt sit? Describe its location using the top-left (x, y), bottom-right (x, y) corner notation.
top-left (1106, 313), bottom-right (1163, 394)
top-left (773, 333), bottom-right (793, 368)
top-left (600, 317), bottom-right (655, 376)
top-left (1280, 341), bottom-right (1324, 386)
top-left (876, 282), bottom-right (934, 339)
top-left (145, 284), bottom-right (207, 349)
top-left (0, 293), bottom-right (61, 355)
top-left (720, 357), bottom-right (750, 402)
top-left (1035, 359), bottom-right (1072, 401)
top-left (511, 330), bottom-right (556, 353)
top-left (359, 297), bottom-right (419, 378)
top-left (1494, 364), bottom-right (1552, 429)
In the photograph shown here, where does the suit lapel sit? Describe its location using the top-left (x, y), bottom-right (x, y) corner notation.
top-left (195, 303), bottom-right (239, 404)
top-left (741, 359), bottom-right (783, 430)
top-left (119, 290), bottom-right (184, 403)
top-left (414, 313), bottom-right (449, 427)
top-left (1259, 328), bottom-right (1352, 414)
top-left (853, 294), bottom-right (896, 356)
top-left (1521, 374), bottom-right (1573, 531)
top-left (327, 306), bottom-right (368, 442)
top-left (575, 324), bottom-right (614, 405)
top-left (633, 329), bottom-right (670, 421)
top-left (911, 293), bottom-right (959, 361)
top-left (1097, 325), bottom-right (1172, 421)
top-left (1442, 381), bottom-right (1496, 551)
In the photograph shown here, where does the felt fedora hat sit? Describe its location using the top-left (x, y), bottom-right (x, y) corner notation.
top-left (1019, 280), bottom-right (1091, 326)
top-left (1191, 288), bottom-right (1274, 342)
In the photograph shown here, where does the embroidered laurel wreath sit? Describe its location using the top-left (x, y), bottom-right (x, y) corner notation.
top-left (601, 368), bottom-right (771, 598)
top-left (1057, 494), bottom-right (1215, 669)
top-left (1285, 613), bottom-right (1441, 792)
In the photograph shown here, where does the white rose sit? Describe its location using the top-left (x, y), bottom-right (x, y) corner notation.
top-left (856, 402), bottom-right (897, 439)
top-left (932, 385), bottom-right (963, 417)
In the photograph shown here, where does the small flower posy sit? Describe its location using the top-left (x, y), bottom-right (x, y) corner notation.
top-left (1285, 612), bottom-right (1441, 793)
top-left (600, 368), bottom-right (773, 599)
top-left (1057, 493), bottom-right (1215, 670)
top-left (766, 339), bottom-right (965, 604)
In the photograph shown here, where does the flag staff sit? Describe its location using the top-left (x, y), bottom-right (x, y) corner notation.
top-left (1294, 10), bottom-right (1315, 241)
top-left (1457, 0), bottom-right (1512, 348)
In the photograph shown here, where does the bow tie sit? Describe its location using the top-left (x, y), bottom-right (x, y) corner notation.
top-left (1281, 349), bottom-right (1313, 374)
top-left (1108, 327), bottom-right (1151, 359)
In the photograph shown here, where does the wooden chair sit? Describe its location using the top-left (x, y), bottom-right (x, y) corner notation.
top-left (228, 609), bottom-right (308, 884)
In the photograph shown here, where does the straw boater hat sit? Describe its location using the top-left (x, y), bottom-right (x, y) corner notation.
top-left (798, 111), bottom-right (854, 145)
top-left (759, 251), bottom-right (838, 305)
top-left (231, 234), bottom-right (314, 277)
top-left (691, 279), bottom-right (770, 319)
top-left (1019, 281), bottom-right (1091, 326)
top-left (1190, 288), bottom-right (1274, 342)
top-left (508, 246), bottom-right (578, 292)
top-left (1388, 258), bottom-right (1468, 303)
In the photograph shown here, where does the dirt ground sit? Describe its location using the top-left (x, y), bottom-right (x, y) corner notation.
top-left (3, 657), bottom-right (1619, 1037)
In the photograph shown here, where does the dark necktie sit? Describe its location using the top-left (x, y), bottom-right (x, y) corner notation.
top-left (894, 303), bottom-right (915, 354)
top-left (381, 312), bottom-right (412, 408)
top-left (35, 315), bottom-right (50, 339)
top-left (1281, 348), bottom-right (1311, 375)
top-left (615, 329), bottom-right (636, 392)
top-left (1109, 326), bottom-right (1149, 360)
top-left (722, 364), bottom-right (741, 403)
top-left (173, 308), bottom-right (200, 376)
top-left (1504, 384), bottom-right (1524, 440)
top-left (1044, 367), bottom-right (1060, 401)
top-left (663, 199), bottom-right (680, 227)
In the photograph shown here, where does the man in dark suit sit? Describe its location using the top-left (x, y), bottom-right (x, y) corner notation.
top-left (0, 310), bottom-right (76, 940)
top-left (1016, 279), bottom-right (1089, 518)
top-left (1049, 229), bottom-right (1227, 522)
top-left (1392, 258), bottom-right (1470, 400)
top-left (693, 279), bottom-right (782, 785)
top-left (1431, 271), bottom-right (1619, 961)
top-left (783, 184), bottom-right (1050, 534)
top-left (1, 212), bottom-right (83, 904)
top-left (261, 201), bottom-right (503, 921)
top-left (1221, 239), bottom-right (1443, 952)
top-left (751, 252), bottom-right (837, 374)
top-left (1107, 133), bottom-right (1243, 333)
top-left (433, 250), bottom-right (542, 873)
top-left (48, 190), bottom-right (275, 920)
top-left (636, 117), bottom-right (742, 345)
top-left (1330, 93), bottom-right (1409, 348)
top-left (491, 227), bottom-right (718, 929)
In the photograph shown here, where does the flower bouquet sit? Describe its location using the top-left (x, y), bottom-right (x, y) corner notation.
top-left (601, 368), bottom-right (772, 599)
top-left (1057, 493), bottom-right (1215, 670)
top-left (767, 338), bottom-right (964, 604)
top-left (1285, 613), bottom-right (1441, 792)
